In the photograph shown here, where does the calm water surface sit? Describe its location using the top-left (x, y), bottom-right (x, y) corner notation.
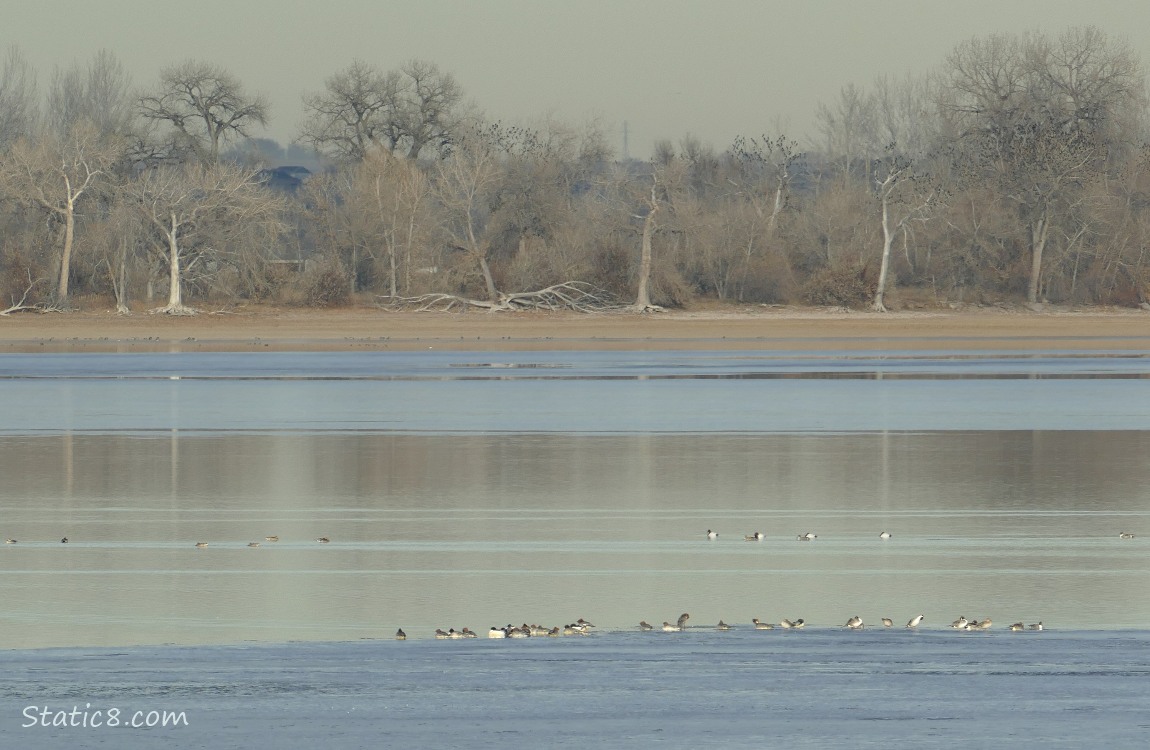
top-left (1, 349), bottom-right (1148, 647)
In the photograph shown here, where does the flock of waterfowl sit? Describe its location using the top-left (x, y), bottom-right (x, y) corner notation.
top-left (2, 526), bottom-right (1130, 641)
top-left (396, 619), bottom-right (600, 641)
top-left (193, 536), bottom-right (331, 547)
top-left (400, 613), bottom-right (1049, 641)
top-left (393, 528), bottom-right (1138, 641)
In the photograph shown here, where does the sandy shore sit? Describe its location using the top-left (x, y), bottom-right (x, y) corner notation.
top-left (1, 304), bottom-right (1148, 352)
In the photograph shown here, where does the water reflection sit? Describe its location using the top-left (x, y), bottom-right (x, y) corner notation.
top-left (1, 429), bottom-right (1148, 647)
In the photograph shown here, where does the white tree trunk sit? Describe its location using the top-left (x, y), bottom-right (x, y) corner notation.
top-left (57, 199), bottom-right (75, 304)
top-left (112, 236), bottom-right (130, 315)
top-left (872, 192), bottom-right (894, 312)
top-left (634, 179), bottom-right (662, 312)
top-left (635, 210), bottom-right (655, 309)
top-left (166, 225), bottom-right (182, 309)
top-left (161, 213), bottom-right (193, 314)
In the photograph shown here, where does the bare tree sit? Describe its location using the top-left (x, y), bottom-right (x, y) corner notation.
top-left (604, 147), bottom-right (687, 312)
top-left (96, 196), bottom-right (141, 314)
top-left (337, 149), bottom-right (434, 297)
top-left (298, 60), bottom-right (399, 162)
top-left (47, 50), bottom-right (136, 141)
top-left (724, 134), bottom-right (803, 298)
top-left (299, 58), bottom-right (464, 161)
top-left (394, 59), bottom-right (465, 159)
top-left (0, 46), bottom-right (39, 150)
top-left (378, 154), bottom-right (431, 298)
top-left (942, 27), bottom-right (1145, 304)
top-left (814, 83), bottom-right (880, 187)
top-left (128, 163), bottom-right (283, 314)
top-left (871, 74), bottom-right (939, 162)
top-left (495, 118), bottom-right (614, 292)
top-left (872, 152), bottom-right (939, 311)
top-left (731, 135), bottom-right (801, 237)
top-left (383, 121), bottom-right (621, 312)
top-left (0, 121), bottom-right (123, 305)
top-left (140, 61), bottom-right (268, 165)
top-left (433, 125), bottom-right (502, 301)
top-left (633, 175), bottom-right (661, 311)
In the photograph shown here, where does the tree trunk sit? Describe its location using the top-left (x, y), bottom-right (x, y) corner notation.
top-left (167, 223), bottom-right (182, 309)
top-left (162, 213), bottom-right (192, 314)
top-left (404, 203), bottom-right (417, 296)
top-left (766, 179), bottom-right (784, 236)
top-left (635, 183), bottom-right (660, 311)
top-left (56, 204), bottom-right (75, 305)
top-left (349, 244), bottom-right (358, 296)
top-left (1028, 214), bottom-right (1049, 305)
top-left (388, 241), bottom-right (397, 299)
top-left (635, 210), bottom-right (655, 309)
top-left (478, 254), bottom-right (498, 302)
top-left (114, 236), bottom-right (130, 315)
top-left (873, 192), bottom-right (894, 312)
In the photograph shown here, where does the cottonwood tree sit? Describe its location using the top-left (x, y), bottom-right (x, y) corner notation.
top-left (0, 46), bottom-right (38, 149)
top-left (633, 174), bottom-right (662, 311)
top-left (483, 122), bottom-right (579, 291)
top-left (389, 59), bottom-right (465, 159)
top-left (91, 195), bottom-right (142, 314)
top-left (341, 149), bottom-right (433, 298)
top-left (139, 61), bottom-right (268, 165)
top-left (1082, 147), bottom-right (1150, 304)
top-left (494, 118), bottom-right (616, 293)
top-left (47, 50), bottom-right (136, 142)
top-left (627, 156), bottom-right (690, 312)
top-left (871, 152), bottom-right (940, 311)
top-left (381, 156), bottom-right (432, 297)
top-left (298, 60), bottom-right (396, 162)
top-left (128, 163), bottom-right (283, 314)
top-left (384, 122), bottom-right (619, 312)
top-left (299, 58), bottom-right (464, 161)
top-left (295, 169), bottom-right (360, 296)
top-left (730, 135), bottom-right (801, 238)
top-left (723, 134), bottom-right (803, 299)
top-left (814, 83), bottom-right (881, 187)
top-left (0, 121), bottom-right (123, 306)
top-left (433, 125), bottom-right (501, 301)
top-left (942, 27), bottom-right (1145, 304)
top-left (870, 74), bottom-right (939, 164)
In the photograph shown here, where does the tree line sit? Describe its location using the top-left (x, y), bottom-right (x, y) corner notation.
top-left (1, 26), bottom-right (1148, 316)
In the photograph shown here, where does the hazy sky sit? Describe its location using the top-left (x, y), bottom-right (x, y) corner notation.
top-left (8, 1), bottom-right (1150, 159)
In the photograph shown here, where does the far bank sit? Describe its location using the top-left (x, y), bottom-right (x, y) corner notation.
top-left (0, 304), bottom-right (1148, 353)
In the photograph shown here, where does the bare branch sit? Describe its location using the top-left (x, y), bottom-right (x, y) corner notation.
top-left (140, 60), bottom-right (268, 164)
top-left (0, 271), bottom-right (45, 315)
top-left (379, 281), bottom-right (624, 313)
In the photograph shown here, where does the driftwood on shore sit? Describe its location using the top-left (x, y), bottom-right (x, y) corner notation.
top-left (378, 281), bottom-right (627, 313)
top-left (0, 274), bottom-right (46, 316)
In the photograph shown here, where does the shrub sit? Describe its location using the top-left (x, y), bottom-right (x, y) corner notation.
top-left (800, 263), bottom-right (872, 307)
top-left (303, 262), bottom-right (351, 307)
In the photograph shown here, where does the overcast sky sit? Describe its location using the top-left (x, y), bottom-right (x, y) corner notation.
top-left (8, 1), bottom-right (1150, 159)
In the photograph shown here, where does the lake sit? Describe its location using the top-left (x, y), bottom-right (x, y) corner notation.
top-left (1, 346), bottom-right (1148, 746)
